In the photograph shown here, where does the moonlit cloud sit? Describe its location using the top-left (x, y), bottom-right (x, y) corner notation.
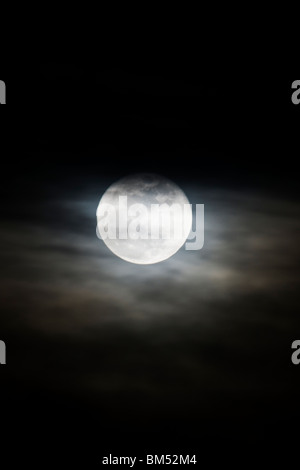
top-left (1, 184), bottom-right (299, 420)
top-left (1, 186), bottom-right (299, 331)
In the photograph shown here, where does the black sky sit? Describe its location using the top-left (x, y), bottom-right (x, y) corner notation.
top-left (1, 62), bottom-right (300, 467)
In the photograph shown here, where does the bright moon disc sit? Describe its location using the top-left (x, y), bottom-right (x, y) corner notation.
top-left (96, 174), bottom-right (192, 264)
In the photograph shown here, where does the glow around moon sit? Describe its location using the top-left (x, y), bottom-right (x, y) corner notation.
top-left (96, 174), bottom-right (192, 264)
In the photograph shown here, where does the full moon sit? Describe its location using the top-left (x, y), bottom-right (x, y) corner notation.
top-left (96, 174), bottom-right (192, 264)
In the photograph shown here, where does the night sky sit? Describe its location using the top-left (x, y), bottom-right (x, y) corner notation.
top-left (0, 62), bottom-right (299, 467)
